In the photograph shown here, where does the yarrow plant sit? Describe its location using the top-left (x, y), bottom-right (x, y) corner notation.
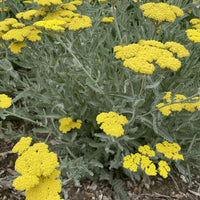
top-left (1, 0), bottom-right (200, 198)
top-left (12, 137), bottom-right (63, 200)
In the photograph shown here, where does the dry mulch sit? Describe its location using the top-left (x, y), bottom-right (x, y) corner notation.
top-left (0, 136), bottom-right (200, 200)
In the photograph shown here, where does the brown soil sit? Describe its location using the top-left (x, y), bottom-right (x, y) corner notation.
top-left (0, 136), bottom-right (200, 200)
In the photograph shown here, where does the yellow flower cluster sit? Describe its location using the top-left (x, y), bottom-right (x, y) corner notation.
top-left (16, 8), bottom-right (47, 20)
top-left (68, 1), bottom-right (83, 5)
top-left (0, 17), bottom-right (42, 53)
top-left (12, 137), bottom-right (63, 200)
top-left (156, 141), bottom-right (184, 160)
top-left (59, 117), bottom-right (82, 133)
top-left (186, 18), bottom-right (200, 43)
top-left (33, 0), bottom-right (63, 6)
top-left (34, 20), bottom-right (66, 31)
top-left (32, 4), bottom-right (92, 31)
top-left (123, 153), bottom-right (157, 176)
top-left (96, 111), bottom-right (128, 138)
top-left (124, 142), bottom-right (183, 178)
top-left (0, 0), bottom-right (92, 53)
top-left (140, 3), bottom-right (184, 22)
top-left (23, 1), bottom-right (32, 3)
top-left (133, 0), bottom-right (142, 2)
top-left (156, 92), bottom-right (200, 116)
top-left (138, 145), bottom-right (155, 157)
top-left (158, 160), bottom-right (171, 178)
top-left (114, 40), bottom-right (189, 74)
top-left (101, 17), bottom-right (114, 23)
top-left (98, 0), bottom-right (106, 2)
top-left (0, 94), bottom-right (12, 109)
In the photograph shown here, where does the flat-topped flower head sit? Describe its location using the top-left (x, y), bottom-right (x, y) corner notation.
top-left (96, 111), bottom-right (128, 138)
top-left (157, 92), bottom-right (200, 116)
top-left (33, 0), bottom-right (63, 6)
top-left (12, 137), bottom-right (61, 198)
top-left (158, 160), bottom-right (171, 178)
top-left (114, 40), bottom-right (189, 74)
top-left (123, 153), bottom-right (157, 176)
top-left (12, 137), bottom-right (32, 155)
top-left (140, 3), bottom-right (184, 22)
top-left (34, 20), bottom-right (66, 31)
top-left (138, 145), bottom-right (155, 157)
top-left (0, 94), bottom-right (12, 108)
top-left (59, 117), bottom-right (82, 133)
top-left (186, 18), bottom-right (200, 43)
top-left (156, 141), bottom-right (184, 160)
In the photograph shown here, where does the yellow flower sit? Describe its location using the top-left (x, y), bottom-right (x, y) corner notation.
top-left (34, 20), bottom-right (66, 31)
top-left (61, 3), bottom-right (77, 11)
top-left (22, 0), bottom-right (33, 3)
top-left (101, 17), bottom-right (114, 23)
top-left (123, 153), bottom-right (141, 172)
top-left (123, 153), bottom-right (157, 176)
top-left (140, 3), bottom-right (184, 22)
top-left (12, 23), bottom-right (26, 28)
top-left (158, 160), bottom-right (171, 178)
top-left (2, 25), bottom-right (42, 42)
top-left (33, 0), bottom-right (63, 6)
top-left (156, 141), bottom-right (184, 160)
top-left (8, 42), bottom-right (27, 54)
top-left (0, 7), bottom-right (8, 12)
top-left (157, 92), bottom-right (200, 116)
top-left (0, 18), bottom-right (18, 32)
top-left (138, 145), bottom-right (155, 157)
top-left (96, 111), bottom-right (128, 138)
top-left (59, 117), bottom-right (82, 133)
top-left (12, 138), bottom-right (63, 200)
top-left (69, 0), bottom-right (83, 5)
top-left (98, 0), bottom-right (106, 2)
top-left (13, 174), bottom-right (39, 191)
top-left (0, 94), bottom-right (12, 108)
top-left (12, 137), bottom-right (32, 155)
top-left (66, 15), bottom-right (92, 31)
top-left (114, 40), bottom-right (189, 74)
top-left (25, 169), bottom-right (63, 200)
top-left (133, 0), bottom-right (142, 2)
top-left (186, 29), bottom-right (200, 43)
top-left (16, 10), bottom-right (38, 20)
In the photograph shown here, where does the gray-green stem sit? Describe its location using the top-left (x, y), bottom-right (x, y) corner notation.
top-left (111, 4), bottom-right (122, 44)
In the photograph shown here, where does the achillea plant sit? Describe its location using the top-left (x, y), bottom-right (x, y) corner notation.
top-left (12, 137), bottom-right (63, 200)
top-left (1, 0), bottom-right (200, 198)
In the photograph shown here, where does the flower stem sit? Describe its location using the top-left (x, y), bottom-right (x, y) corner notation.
top-left (111, 4), bottom-right (122, 44)
top-left (139, 75), bottom-right (147, 97)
